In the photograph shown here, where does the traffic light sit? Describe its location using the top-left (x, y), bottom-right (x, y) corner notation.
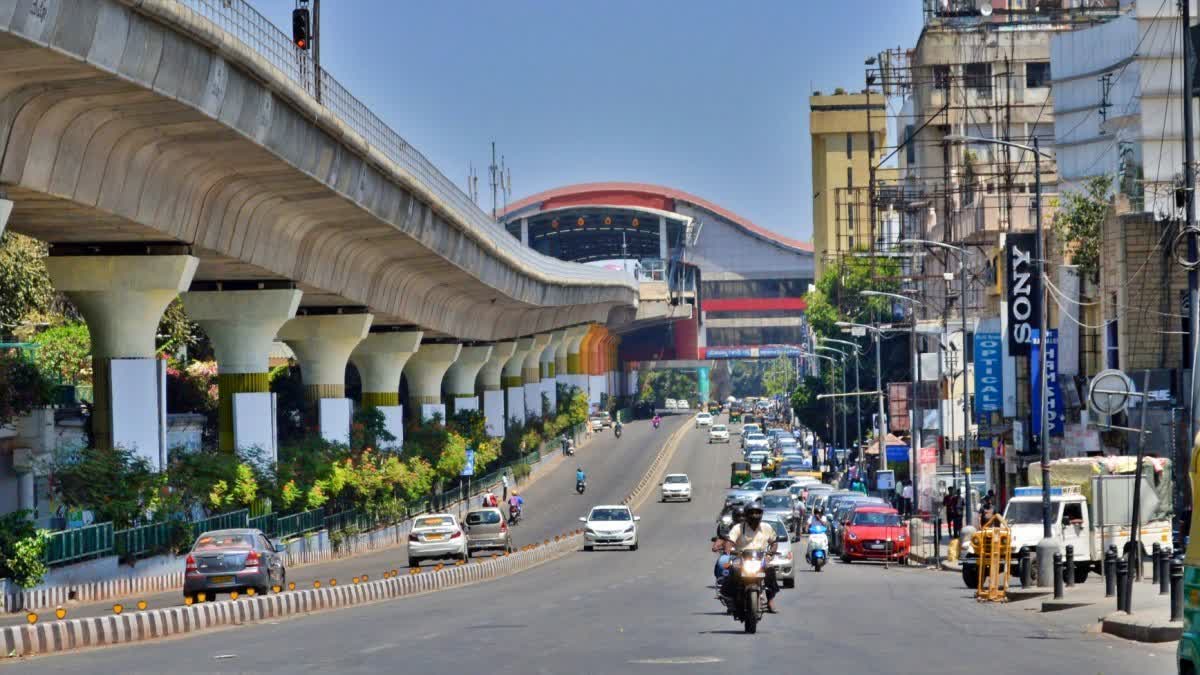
top-left (292, 7), bottom-right (310, 50)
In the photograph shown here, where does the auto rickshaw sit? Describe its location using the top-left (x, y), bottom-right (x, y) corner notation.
top-left (730, 461), bottom-right (751, 487)
top-left (729, 409), bottom-right (742, 424)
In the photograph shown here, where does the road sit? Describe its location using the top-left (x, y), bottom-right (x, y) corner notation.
top-left (9, 422), bottom-right (1175, 674)
top-left (0, 415), bottom-right (687, 630)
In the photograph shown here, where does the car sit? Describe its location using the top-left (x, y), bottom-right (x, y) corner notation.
top-left (184, 528), bottom-right (287, 601)
top-left (664, 398), bottom-right (678, 410)
top-left (695, 412), bottom-right (714, 428)
top-left (841, 506), bottom-right (909, 564)
top-left (763, 516), bottom-right (796, 588)
top-left (464, 507), bottom-right (513, 557)
top-left (660, 473), bottom-right (692, 502)
top-left (743, 433), bottom-right (769, 452)
top-left (759, 490), bottom-right (802, 536)
top-left (580, 505), bottom-right (640, 550)
top-left (725, 477), bottom-right (772, 506)
top-left (602, 411), bottom-right (613, 428)
top-left (708, 424), bottom-right (731, 443)
top-left (589, 414), bottom-right (606, 432)
top-left (741, 423), bottom-right (762, 441)
top-left (676, 400), bottom-right (689, 411)
top-left (827, 495), bottom-right (885, 554)
top-left (777, 437), bottom-right (800, 454)
top-left (407, 513), bottom-right (468, 566)
top-left (746, 450), bottom-right (770, 474)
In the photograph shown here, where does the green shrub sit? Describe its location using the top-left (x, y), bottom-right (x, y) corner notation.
top-left (7, 530), bottom-right (50, 589)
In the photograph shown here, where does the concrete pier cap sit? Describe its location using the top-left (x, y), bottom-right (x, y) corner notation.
top-left (0, 198), bottom-right (12, 237)
top-left (278, 313), bottom-right (373, 399)
top-left (45, 254), bottom-right (199, 358)
top-left (403, 342), bottom-right (462, 405)
top-left (503, 338), bottom-right (534, 388)
top-left (350, 330), bottom-right (423, 406)
top-left (182, 288), bottom-right (303, 374)
top-left (541, 329), bottom-right (568, 379)
top-left (477, 341), bottom-right (517, 391)
top-left (444, 345), bottom-right (493, 397)
top-left (523, 333), bottom-right (553, 384)
top-left (559, 325), bottom-right (589, 377)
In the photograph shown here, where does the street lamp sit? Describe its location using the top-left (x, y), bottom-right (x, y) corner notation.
top-left (863, 290), bottom-right (925, 510)
top-left (837, 320), bottom-right (891, 477)
top-left (940, 133), bottom-right (1056, 584)
top-left (819, 338), bottom-right (864, 465)
top-left (811, 352), bottom-right (842, 458)
top-left (816, 344), bottom-right (852, 469)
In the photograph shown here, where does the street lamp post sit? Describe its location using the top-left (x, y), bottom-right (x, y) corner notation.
top-left (817, 344), bottom-right (854, 471)
top-left (812, 353), bottom-right (842, 462)
top-left (937, 133), bottom-right (1054, 583)
top-left (837, 321), bottom-right (890, 476)
top-left (821, 337), bottom-right (864, 457)
top-left (863, 290), bottom-right (924, 508)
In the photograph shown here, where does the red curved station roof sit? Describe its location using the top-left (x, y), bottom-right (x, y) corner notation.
top-left (503, 182), bottom-right (813, 253)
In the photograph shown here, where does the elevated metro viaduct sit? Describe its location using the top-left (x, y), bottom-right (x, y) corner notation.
top-left (502, 183), bottom-right (817, 395)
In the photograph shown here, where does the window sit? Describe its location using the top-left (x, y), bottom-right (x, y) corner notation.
top-left (1106, 299), bottom-right (1119, 369)
top-left (964, 62), bottom-right (992, 94)
top-left (847, 132), bottom-right (853, 158)
top-left (1026, 61), bottom-right (1051, 89)
top-left (933, 65), bottom-right (951, 91)
top-left (1061, 503), bottom-right (1084, 526)
top-left (904, 124), bottom-right (916, 165)
top-left (847, 166), bottom-right (854, 188)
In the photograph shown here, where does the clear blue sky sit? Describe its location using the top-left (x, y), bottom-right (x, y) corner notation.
top-left (254, 1), bottom-right (923, 241)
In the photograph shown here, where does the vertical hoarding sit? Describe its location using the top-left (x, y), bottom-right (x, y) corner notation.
top-left (973, 318), bottom-right (1003, 418)
top-left (1005, 232), bottom-right (1040, 356)
top-left (1030, 329), bottom-right (1064, 436)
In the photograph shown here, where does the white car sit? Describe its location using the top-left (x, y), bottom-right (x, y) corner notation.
top-left (746, 450), bottom-right (770, 473)
top-left (660, 473), bottom-right (692, 502)
top-left (677, 400), bottom-right (689, 411)
top-left (695, 412), bottom-right (713, 428)
top-left (708, 424), bottom-right (731, 444)
top-left (743, 433), bottom-right (769, 452)
top-left (407, 513), bottom-right (467, 566)
top-left (664, 398), bottom-right (678, 410)
top-left (589, 415), bottom-right (606, 432)
top-left (580, 505), bottom-right (640, 551)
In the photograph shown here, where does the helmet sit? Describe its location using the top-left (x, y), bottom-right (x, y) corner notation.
top-left (577, 466), bottom-right (583, 472)
top-left (731, 505), bottom-right (746, 522)
top-left (745, 503), bottom-right (765, 518)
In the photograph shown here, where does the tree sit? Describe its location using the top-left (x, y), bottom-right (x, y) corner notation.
top-left (637, 369), bottom-right (698, 406)
top-left (762, 356), bottom-right (795, 398)
top-left (1052, 174), bottom-right (1110, 283)
top-left (30, 323), bottom-right (91, 385)
top-left (790, 375), bottom-right (832, 443)
top-left (48, 446), bottom-right (161, 529)
top-left (804, 256), bottom-right (900, 337)
top-left (0, 233), bottom-right (56, 336)
top-left (0, 351), bottom-right (54, 426)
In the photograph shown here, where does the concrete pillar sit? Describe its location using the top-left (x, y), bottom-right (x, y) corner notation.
top-left (403, 342), bottom-right (462, 420)
top-left (278, 314), bottom-right (373, 401)
top-left (182, 288), bottom-right (302, 452)
top-left (520, 217), bottom-right (529, 247)
top-left (0, 198), bottom-right (11, 237)
top-left (540, 329), bottom-right (568, 413)
top-left (566, 325), bottom-right (593, 394)
top-left (478, 341), bottom-right (516, 437)
top-left (558, 325), bottom-right (588, 389)
top-left (17, 471), bottom-right (34, 512)
top-left (659, 215), bottom-right (668, 259)
top-left (350, 331), bottom-right (423, 407)
top-left (46, 254), bottom-right (199, 457)
top-left (523, 333), bottom-right (552, 418)
top-left (503, 338), bottom-right (534, 426)
top-left (444, 345), bottom-right (493, 412)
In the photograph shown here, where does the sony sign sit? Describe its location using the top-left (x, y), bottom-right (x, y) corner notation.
top-left (1005, 232), bottom-right (1040, 356)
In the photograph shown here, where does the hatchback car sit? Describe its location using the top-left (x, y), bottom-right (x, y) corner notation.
top-left (589, 414), bottom-right (606, 432)
top-left (581, 505), bottom-right (640, 551)
top-left (695, 412), bottom-right (713, 428)
top-left (708, 424), bottom-right (731, 444)
top-left (184, 528), bottom-right (286, 601)
top-left (464, 507), bottom-right (513, 557)
top-left (660, 473), bottom-right (693, 502)
top-left (725, 477), bottom-right (771, 506)
top-left (841, 506), bottom-right (909, 564)
top-left (759, 490), bottom-right (801, 537)
top-left (407, 513), bottom-right (468, 566)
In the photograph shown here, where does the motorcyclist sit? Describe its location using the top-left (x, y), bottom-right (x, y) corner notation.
top-left (482, 491), bottom-right (499, 508)
top-left (652, 414), bottom-right (662, 428)
top-left (724, 502), bottom-right (780, 612)
top-left (716, 504), bottom-right (745, 541)
top-left (576, 466), bottom-right (586, 484)
top-left (807, 506), bottom-right (829, 531)
top-left (507, 491), bottom-right (523, 520)
top-left (614, 419), bottom-right (623, 437)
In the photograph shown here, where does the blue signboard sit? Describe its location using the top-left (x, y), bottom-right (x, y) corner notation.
top-left (973, 330), bottom-right (1003, 417)
top-left (1030, 329), bottom-right (1063, 437)
top-left (705, 345), bottom-right (804, 359)
top-left (460, 449), bottom-right (476, 477)
top-left (885, 444), bottom-right (909, 462)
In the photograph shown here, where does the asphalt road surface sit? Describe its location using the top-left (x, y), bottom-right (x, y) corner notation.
top-left (0, 415), bottom-right (687, 631)
top-left (9, 422), bottom-right (1174, 674)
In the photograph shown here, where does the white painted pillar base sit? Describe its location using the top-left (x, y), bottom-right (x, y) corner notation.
top-left (17, 471), bottom-right (34, 512)
top-left (279, 313), bottom-right (372, 442)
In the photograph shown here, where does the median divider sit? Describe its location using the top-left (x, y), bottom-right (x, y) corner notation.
top-left (0, 418), bottom-right (694, 658)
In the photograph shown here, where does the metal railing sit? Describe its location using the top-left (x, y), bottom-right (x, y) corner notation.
top-left (113, 521), bottom-right (174, 560)
top-left (43, 523), bottom-right (114, 566)
top-left (189, 509), bottom-right (249, 539)
top-left (275, 508), bottom-right (324, 539)
top-left (172, 0), bottom-right (635, 289)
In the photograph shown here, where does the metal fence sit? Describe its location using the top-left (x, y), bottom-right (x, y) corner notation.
top-left (275, 508), bottom-right (324, 539)
top-left (173, 0), bottom-right (633, 288)
top-left (112, 522), bottom-right (173, 560)
top-left (43, 523), bottom-right (114, 566)
top-left (189, 509), bottom-right (250, 539)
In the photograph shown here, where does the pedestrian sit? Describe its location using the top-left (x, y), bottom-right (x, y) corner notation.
top-left (501, 473), bottom-right (510, 502)
top-left (979, 489), bottom-right (995, 527)
top-left (948, 488), bottom-right (964, 540)
top-left (901, 481), bottom-right (914, 518)
top-left (942, 489), bottom-right (954, 540)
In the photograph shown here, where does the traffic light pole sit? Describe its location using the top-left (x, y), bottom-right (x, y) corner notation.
top-left (313, 0), bottom-right (322, 103)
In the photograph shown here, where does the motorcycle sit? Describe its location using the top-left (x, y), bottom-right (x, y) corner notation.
top-left (508, 504), bottom-right (521, 526)
top-left (806, 523), bottom-right (829, 572)
top-left (565, 442), bottom-right (575, 456)
top-left (718, 550), bottom-right (768, 634)
top-left (614, 425), bottom-right (622, 439)
top-left (576, 479), bottom-right (587, 495)
top-left (652, 418), bottom-right (661, 429)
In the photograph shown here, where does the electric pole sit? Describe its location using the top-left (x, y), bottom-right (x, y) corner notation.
top-left (1182, 0), bottom-right (1198, 549)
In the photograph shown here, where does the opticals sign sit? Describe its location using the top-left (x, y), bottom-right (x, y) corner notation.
top-left (973, 329), bottom-right (1003, 416)
top-left (1005, 233), bottom-right (1040, 356)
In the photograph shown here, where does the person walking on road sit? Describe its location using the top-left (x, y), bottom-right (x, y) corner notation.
top-left (901, 481), bottom-right (914, 518)
top-left (978, 489), bottom-right (995, 527)
top-left (947, 488), bottom-right (963, 540)
top-left (501, 473), bottom-right (510, 502)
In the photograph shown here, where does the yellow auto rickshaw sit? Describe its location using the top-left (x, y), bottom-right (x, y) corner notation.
top-left (730, 461), bottom-right (751, 487)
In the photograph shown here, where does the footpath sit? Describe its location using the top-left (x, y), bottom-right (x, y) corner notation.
top-left (908, 520), bottom-right (1181, 645)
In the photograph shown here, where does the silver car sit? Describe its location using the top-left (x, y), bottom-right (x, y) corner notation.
top-left (759, 490), bottom-right (802, 536)
top-left (764, 516), bottom-right (795, 588)
top-left (184, 528), bottom-right (286, 601)
top-left (725, 478), bottom-right (771, 506)
top-left (408, 513), bottom-right (468, 566)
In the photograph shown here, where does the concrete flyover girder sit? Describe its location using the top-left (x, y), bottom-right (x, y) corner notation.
top-left (0, 0), bottom-right (638, 341)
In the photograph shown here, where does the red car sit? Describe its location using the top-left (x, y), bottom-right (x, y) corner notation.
top-left (840, 505), bottom-right (909, 564)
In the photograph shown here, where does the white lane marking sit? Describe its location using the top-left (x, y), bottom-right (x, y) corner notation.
top-left (213, 654), bottom-right (237, 660)
top-left (360, 643), bottom-right (398, 655)
top-left (630, 656), bottom-right (723, 665)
